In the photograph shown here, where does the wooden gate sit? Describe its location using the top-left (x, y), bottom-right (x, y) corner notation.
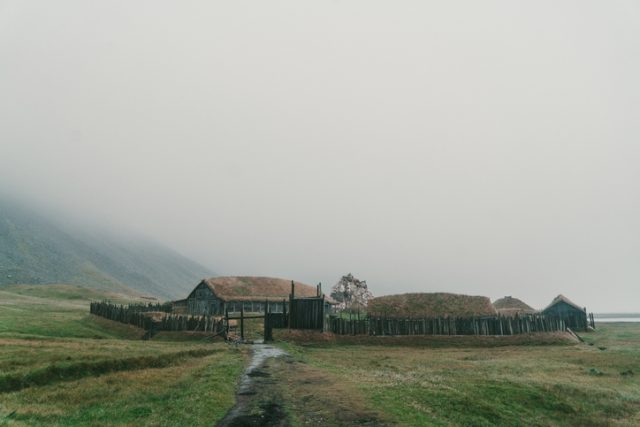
top-left (264, 312), bottom-right (287, 341)
top-left (288, 281), bottom-right (326, 331)
top-left (289, 297), bottom-right (325, 330)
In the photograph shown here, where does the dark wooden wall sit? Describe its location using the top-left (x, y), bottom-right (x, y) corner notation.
top-left (289, 297), bottom-right (325, 330)
top-left (185, 282), bottom-right (290, 316)
top-left (328, 313), bottom-right (580, 336)
top-left (186, 282), bottom-right (224, 315)
top-left (225, 301), bottom-right (287, 314)
top-left (542, 301), bottom-right (588, 331)
top-left (90, 301), bottom-right (225, 336)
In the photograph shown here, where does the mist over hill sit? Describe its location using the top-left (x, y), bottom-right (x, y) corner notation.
top-left (0, 200), bottom-right (214, 300)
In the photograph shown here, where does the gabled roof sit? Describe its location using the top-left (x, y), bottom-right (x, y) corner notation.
top-left (368, 292), bottom-right (497, 318)
top-left (194, 276), bottom-right (335, 303)
top-left (542, 294), bottom-right (584, 312)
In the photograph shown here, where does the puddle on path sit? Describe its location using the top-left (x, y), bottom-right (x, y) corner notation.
top-left (217, 342), bottom-right (289, 427)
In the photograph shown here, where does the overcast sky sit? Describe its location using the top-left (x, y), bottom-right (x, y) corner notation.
top-left (1, 1), bottom-right (639, 312)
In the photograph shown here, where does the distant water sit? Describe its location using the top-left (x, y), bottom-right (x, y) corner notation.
top-left (594, 314), bottom-right (640, 323)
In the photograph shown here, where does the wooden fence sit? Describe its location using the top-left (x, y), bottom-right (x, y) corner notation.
top-left (266, 312), bottom-right (287, 329)
top-left (545, 313), bottom-right (591, 332)
top-left (289, 297), bottom-right (325, 330)
top-left (91, 301), bottom-right (155, 329)
top-left (125, 302), bottom-right (173, 313)
top-left (90, 301), bottom-right (225, 335)
top-left (328, 313), bottom-right (576, 336)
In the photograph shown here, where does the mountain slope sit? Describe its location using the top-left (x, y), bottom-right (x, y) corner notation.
top-left (0, 201), bottom-right (214, 300)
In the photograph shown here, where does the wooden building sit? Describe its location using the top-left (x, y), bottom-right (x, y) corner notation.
top-left (542, 294), bottom-right (588, 330)
top-left (182, 276), bottom-right (332, 316)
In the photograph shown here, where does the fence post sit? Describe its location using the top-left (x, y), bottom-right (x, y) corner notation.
top-left (240, 305), bottom-right (245, 340)
top-left (225, 308), bottom-right (230, 337)
top-left (288, 292), bottom-right (293, 330)
top-left (264, 300), bottom-right (273, 341)
top-left (320, 294), bottom-right (325, 333)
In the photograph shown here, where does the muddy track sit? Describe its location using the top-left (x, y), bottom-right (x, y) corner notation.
top-left (217, 343), bottom-right (386, 427)
top-left (217, 344), bottom-right (290, 427)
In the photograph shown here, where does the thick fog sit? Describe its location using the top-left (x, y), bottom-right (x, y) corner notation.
top-left (1, 1), bottom-right (639, 312)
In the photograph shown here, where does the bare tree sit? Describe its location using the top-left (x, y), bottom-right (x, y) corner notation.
top-left (330, 273), bottom-right (373, 319)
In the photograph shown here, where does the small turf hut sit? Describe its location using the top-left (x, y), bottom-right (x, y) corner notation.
top-left (184, 276), bottom-right (330, 316)
top-left (367, 292), bottom-right (497, 319)
top-left (542, 294), bottom-right (588, 331)
top-left (493, 296), bottom-right (537, 317)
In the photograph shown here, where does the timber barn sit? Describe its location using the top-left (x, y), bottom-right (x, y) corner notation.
top-left (183, 276), bottom-right (329, 316)
top-left (542, 294), bottom-right (588, 330)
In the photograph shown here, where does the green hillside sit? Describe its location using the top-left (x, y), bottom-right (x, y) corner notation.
top-left (0, 200), bottom-right (214, 300)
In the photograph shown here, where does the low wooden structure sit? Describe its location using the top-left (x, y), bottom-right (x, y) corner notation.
top-left (333, 292), bottom-right (594, 336)
top-left (542, 295), bottom-right (590, 331)
top-left (181, 276), bottom-right (333, 316)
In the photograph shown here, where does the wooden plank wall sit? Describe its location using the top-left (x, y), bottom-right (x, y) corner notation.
top-left (327, 313), bottom-right (590, 336)
top-left (90, 301), bottom-right (225, 334)
top-left (288, 297), bottom-right (325, 330)
top-left (266, 312), bottom-right (287, 328)
top-left (123, 303), bottom-right (173, 313)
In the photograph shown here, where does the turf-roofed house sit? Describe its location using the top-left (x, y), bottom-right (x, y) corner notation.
top-left (367, 292), bottom-right (498, 318)
top-left (492, 296), bottom-right (537, 317)
top-left (178, 276), bottom-right (330, 316)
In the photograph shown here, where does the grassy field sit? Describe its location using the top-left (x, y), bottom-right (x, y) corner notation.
top-left (0, 285), bottom-right (245, 426)
top-left (0, 285), bottom-right (150, 340)
top-left (2, 284), bottom-right (639, 426)
top-left (274, 326), bottom-right (640, 426)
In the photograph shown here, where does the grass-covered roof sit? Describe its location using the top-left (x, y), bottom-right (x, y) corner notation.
top-left (492, 296), bottom-right (537, 316)
top-left (368, 292), bottom-right (497, 318)
top-left (201, 276), bottom-right (321, 302)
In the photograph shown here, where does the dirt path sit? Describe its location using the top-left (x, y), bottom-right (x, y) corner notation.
top-left (216, 343), bottom-right (290, 427)
top-left (217, 342), bottom-right (386, 427)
